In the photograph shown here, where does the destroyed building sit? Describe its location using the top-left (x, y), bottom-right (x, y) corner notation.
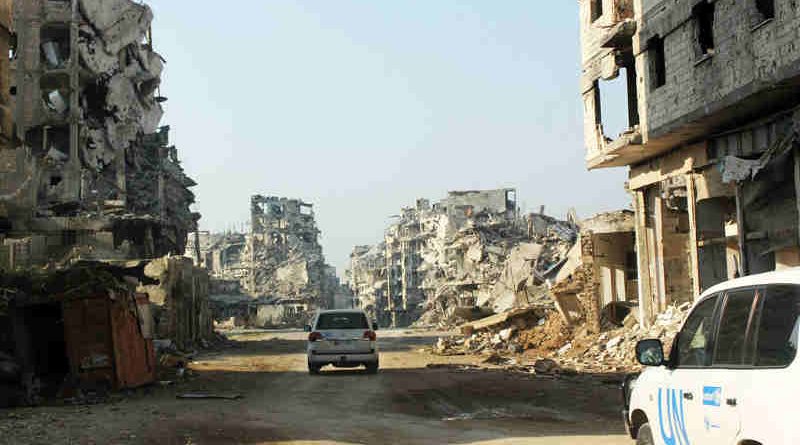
top-left (550, 210), bottom-right (637, 333)
top-left (579, 0), bottom-right (800, 325)
top-left (0, 0), bottom-right (199, 265)
top-left (0, 0), bottom-right (211, 406)
top-left (350, 189), bottom-right (580, 328)
top-left (246, 195), bottom-right (336, 316)
top-left (348, 243), bottom-right (386, 322)
top-left (192, 195), bottom-right (339, 327)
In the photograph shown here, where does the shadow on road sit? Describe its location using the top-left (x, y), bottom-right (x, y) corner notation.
top-left (142, 361), bottom-right (628, 445)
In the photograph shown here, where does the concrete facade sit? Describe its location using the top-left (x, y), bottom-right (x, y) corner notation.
top-left (579, 0), bottom-right (800, 325)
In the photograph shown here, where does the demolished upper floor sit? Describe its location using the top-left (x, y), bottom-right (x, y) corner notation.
top-left (580, 0), bottom-right (800, 170)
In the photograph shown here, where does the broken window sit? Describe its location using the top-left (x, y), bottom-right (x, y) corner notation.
top-left (755, 0), bottom-right (775, 21)
top-left (8, 32), bottom-right (16, 61)
top-left (693, 1), bottom-right (715, 57)
top-left (40, 26), bottom-right (70, 69)
top-left (648, 36), bottom-right (666, 89)
top-left (40, 74), bottom-right (70, 117)
top-left (26, 125), bottom-right (70, 160)
top-left (595, 68), bottom-right (636, 140)
top-left (590, 0), bottom-right (604, 22)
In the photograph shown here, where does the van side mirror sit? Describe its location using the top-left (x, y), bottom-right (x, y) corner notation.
top-left (372, 322), bottom-right (379, 331)
top-left (303, 325), bottom-right (312, 332)
top-left (636, 339), bottom-right (665, 366)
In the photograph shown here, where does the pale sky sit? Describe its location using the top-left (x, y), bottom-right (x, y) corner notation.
top-left (149, 1), bottom-right (631, 274)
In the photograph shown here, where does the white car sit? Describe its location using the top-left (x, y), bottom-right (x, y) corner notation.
top-left (624, 268), bottom-right (800, 445)
top-left (305, 309), bottom-right (379, 375)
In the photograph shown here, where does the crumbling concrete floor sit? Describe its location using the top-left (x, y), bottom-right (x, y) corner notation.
top-left (0, 330), bottom-right (627, 445)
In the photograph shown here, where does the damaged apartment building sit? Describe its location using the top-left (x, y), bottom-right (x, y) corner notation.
top-left (0, 0), bottom-right (210, 405)
top-left (191, 195), bottom-right (340, 328)
top-left (349, 189), bottom-right (583, 328)
top-left (2, 0), bottom-right (198, 263)
top-left (579, 0), bottom-right (800, 324)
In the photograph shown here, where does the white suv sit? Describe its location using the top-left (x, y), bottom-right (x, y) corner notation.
top-left (624, 269), bottom-right (800, 445)
top-left (305, 309), bottom-right (379, 375)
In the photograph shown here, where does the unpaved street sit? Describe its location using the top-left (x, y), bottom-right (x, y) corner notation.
top-left (1, 330), bottom-right (629, 445)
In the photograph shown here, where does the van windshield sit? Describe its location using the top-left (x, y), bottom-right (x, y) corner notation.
top-left (316, 313), bottom-right (369, 330)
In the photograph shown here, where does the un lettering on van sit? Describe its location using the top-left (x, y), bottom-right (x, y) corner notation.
top-left (658, 388), bottom-right (691, 445)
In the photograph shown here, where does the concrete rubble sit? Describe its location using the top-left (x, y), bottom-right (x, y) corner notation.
top-left (188, 195), bottom-right (342, 328)
top-left (349, 189), bottom-right (580, 328)
top-left (433, 302), bottom-right (689, 375)
top-left (423, 208), bottom-right (658, 374)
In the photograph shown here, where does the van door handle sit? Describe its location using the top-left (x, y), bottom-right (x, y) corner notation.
top-left (683, 392), bottom-right (694, 400)
top-left (726, 398), bottom-right (737, 407)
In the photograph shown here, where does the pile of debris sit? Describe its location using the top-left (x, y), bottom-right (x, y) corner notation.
top-left (432, 303), bottom-right (690, 374)
top-left (349, 189), bottom-right (579, 328)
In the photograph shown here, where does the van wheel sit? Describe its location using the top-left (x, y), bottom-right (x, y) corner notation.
top-left (365, 362), bottom-right (379, 374)
top-left (636, 423), bottom-right (654, 445)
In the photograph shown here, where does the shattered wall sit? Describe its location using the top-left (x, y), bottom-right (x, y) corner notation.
top-left (550, 211), bottom-right (637, 333)
top-left (137, 256), bottom-right (212, 350)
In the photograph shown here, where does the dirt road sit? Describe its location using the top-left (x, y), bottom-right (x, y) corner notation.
top-left (0, 329), bottom-right (630, 444)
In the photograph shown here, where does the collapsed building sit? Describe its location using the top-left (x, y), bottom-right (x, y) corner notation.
top-left (191, 195), bottom-right (340, 327)
top-left (550, 210), bottom-right (638, 333)
top-left (579, 0), bottom-right (800, 325)
top-left (349, 189), bottom-right (582, 327)
top-left (0, 0), bottom-right (211, 406)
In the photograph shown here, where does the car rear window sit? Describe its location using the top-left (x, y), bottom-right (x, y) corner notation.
top-left (316, 312), bottom-right (369, 330)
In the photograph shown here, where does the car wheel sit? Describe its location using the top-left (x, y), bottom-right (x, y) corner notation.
top-left (308, 362), bottom-right (321, 375)
top-left (365, 362), bottom-right (379, 374)
top-left (636, 423), bottom-right (654, 445)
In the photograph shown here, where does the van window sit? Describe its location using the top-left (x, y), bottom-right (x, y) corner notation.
top-left (316, 312), bottom-right (369, 330)
top-left (713, 289), bottom-right (756, 365)
top-left (675, 295), bottom-right (718, 367)
top-left (754, 285), bottom-right (800, 367)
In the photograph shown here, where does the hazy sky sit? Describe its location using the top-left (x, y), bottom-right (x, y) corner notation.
top-left (148, 1), bottom-right (631, 274)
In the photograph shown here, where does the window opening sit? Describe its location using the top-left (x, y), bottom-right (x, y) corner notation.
top-left (693, 2), bottom-right (716, 56)
top-left (597, 70), bottom-right (633, 140)
top-left (649, 36), bottom-right (666, 89)
top-left (756, 0), bottom-right (775, 20)
top-left (591, 0), bottom-right (604, 22)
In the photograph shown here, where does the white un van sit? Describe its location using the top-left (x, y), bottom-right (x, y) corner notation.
top-left (623, 268), bottom-right (800, 445)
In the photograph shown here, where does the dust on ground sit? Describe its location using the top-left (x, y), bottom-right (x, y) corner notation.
top-left (0, 329), bottom-right (629, 445)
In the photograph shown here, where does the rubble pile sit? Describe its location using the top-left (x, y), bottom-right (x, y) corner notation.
top-left (432, 303), bottom-right (690, 374)
top-left (350, 189), bottom-right (578, 328)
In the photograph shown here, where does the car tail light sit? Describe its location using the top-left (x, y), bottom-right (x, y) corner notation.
top-left (363, 330), bottom-right (376, 341)
top-left (309, 331), bottom-right (323, 342)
